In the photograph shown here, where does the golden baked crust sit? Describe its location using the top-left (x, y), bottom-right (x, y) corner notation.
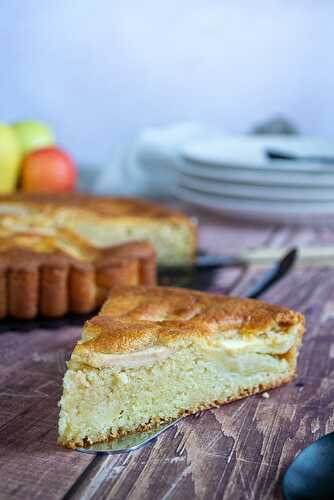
top-left (76, 286), bottom-right (304, 355)
top-left (0, 235), bottom-right (156, 319)
top-left (0, 192), bottom-right (190, 219)
top-left (0, 193), bottom-right (197, 263)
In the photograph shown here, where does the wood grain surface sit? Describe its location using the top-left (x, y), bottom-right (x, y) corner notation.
top-left (0, 208), bottom-right (333, 500)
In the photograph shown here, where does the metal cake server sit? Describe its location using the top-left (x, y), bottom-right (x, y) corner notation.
top-left (76, 418), bottom-right (183, 454)
top-left (76, 248), bottom-right (297, 455)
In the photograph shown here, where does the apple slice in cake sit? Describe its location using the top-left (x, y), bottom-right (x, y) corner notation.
top-left (58, 286), bottom-right (304, 448)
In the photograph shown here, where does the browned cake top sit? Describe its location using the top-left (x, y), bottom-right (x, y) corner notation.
top-left (0, 225), bottom-right (97, 261)
top-left (0, 192), bottom-right (191, 221)
top-left (77, 286), bottom-right (304, 355)
top-left (0, 224), bottom-right (155, 270)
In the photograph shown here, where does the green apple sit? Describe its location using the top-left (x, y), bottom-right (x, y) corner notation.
top-left (0, 123), bottom-right (22, 193)
top-left (12, 120), bottom-right (55, 155)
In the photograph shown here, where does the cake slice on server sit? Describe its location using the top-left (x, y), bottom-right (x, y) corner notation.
top-left (58, 286), bottom-right (304, 448)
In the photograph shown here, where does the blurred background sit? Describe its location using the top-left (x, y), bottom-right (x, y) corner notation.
top-left (1, 0), bottom-right (333, 163)
top-left (1, 0), bottom-right (334, 221)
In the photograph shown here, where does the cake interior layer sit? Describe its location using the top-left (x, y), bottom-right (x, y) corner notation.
top-left (60, 218), bottom-right (194, 264)
top-left (58, 329), bottom-right (298, 447)
top-left (0, 207), bottom-right (196, 263)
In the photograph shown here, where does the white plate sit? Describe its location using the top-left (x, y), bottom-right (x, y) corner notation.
top-left (182, 135), bottom-right (334, 173)
top-left (176, 157), bottom-right (334, 188)
top-left (174, 184), bottom-right (334, 225)
top-left (178, 173), bottom-right (334, 202)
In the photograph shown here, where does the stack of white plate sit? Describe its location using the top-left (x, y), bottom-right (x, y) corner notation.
top-left (174, 135), bottom-right (334, 224)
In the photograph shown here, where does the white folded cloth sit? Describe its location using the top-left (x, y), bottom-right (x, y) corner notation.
top-left (93, 122), bottom-right (219, 197)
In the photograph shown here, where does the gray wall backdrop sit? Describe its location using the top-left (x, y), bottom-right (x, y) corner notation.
top-left (1, 0), bottom-right (333, 166)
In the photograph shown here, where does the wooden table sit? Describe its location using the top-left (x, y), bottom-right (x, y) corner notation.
top-left (1, 208), bottom-right (333, 500)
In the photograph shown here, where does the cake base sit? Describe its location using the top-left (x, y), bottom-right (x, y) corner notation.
top-left (61, 373), bottom-right (294, 449)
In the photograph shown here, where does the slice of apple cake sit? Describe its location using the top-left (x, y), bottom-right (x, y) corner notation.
top-left (58, 286), bottom-right (304, 448)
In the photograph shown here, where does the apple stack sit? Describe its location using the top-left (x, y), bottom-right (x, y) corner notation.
top-left (0, 120), bottom-right (77, 193)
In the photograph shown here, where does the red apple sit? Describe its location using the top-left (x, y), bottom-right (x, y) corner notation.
top-left (21, 146), bottom-right (77, 192)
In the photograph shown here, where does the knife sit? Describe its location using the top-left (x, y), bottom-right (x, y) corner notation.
top-left (159, 246), bottom-right (334, 272)
top-left (266, 148), bottom-right (334, 164)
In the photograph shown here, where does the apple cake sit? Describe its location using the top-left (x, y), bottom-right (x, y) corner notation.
top-left (58, 286), bottom-right (304, 448)
top-left (0, 226), bottom-right (156, 319)
top-left (0, 193), bottom-right (197, 263)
